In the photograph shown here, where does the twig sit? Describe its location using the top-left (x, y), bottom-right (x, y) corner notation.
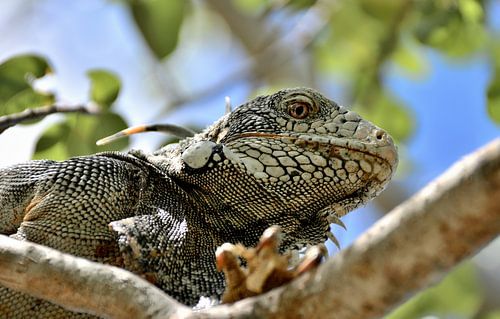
top-left (0, 104), bottom-right (99, 134)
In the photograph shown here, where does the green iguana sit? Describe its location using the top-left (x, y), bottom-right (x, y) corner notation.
top-left (0, 88), bottom-right (398, 318)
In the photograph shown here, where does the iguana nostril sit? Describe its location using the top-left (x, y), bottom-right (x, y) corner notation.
top-left (375, 130), bottom-right (385, 141)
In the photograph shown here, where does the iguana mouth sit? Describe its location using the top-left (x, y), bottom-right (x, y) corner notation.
top-left (228, 131), bottom-right (398, 174)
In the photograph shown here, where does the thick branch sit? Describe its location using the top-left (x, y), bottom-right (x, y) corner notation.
top-left (0, 139), bottom-right (498, 318)
top-left (0, 237), bottom-right (191, 319)
top-left (200, 138), bottom-right (500, 318)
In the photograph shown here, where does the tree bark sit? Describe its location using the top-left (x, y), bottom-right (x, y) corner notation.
top-left (0, 138), bottom-right (499, 319)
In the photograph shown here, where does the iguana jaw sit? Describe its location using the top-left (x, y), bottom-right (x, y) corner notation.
top-left (221, 130), bottom-right (397, 242)
top-left (225, 130), bottom-right (398, 188)
top-left (229, 131), bottom-right (397, 171)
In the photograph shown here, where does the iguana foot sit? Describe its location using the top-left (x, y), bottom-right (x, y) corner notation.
top-left (216, 226), bottom-right (327, 304)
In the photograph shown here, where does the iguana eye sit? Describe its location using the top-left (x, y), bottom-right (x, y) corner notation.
top-left (289, 102), bottom-right (310, 119)
top-left (282, 92), bottom-right (318, 119)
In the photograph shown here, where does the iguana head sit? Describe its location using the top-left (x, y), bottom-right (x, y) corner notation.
top-left (155, 88), bottom-right (398, 249)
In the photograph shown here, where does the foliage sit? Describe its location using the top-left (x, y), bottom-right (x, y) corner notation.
top-left (387, 262), bottom-right (482, 318)
top-left (1, 0), bottom-right (497, 152)
top-left (33, 67), bottom-right (128, 159)
top-left (0, 55), bottom-right (129, 159)
top-left (129, 0), bottom-right (188, 59)
top-left (0, 55), bottom-right (54, 117)
top-left (488, 42), bottom-right (500, 124)
top-left (87, 69), bottom-right (121, 110)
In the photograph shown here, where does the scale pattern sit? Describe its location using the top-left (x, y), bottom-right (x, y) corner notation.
top-left (0, 88), bottom-right (398, 318)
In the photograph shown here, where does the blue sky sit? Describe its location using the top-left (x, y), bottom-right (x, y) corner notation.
top-left (390, 51), bottom-right (498, 187)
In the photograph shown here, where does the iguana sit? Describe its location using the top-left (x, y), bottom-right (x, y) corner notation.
top-left (0, 87), bottom-right (398, 318)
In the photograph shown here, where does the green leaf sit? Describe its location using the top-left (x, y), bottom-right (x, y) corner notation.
top-left (87, 69), bottom-right (121, 109)
top-left (484, 310), bottom-right (500, 319)
top-left (129, 0), bottom-right (187, 59)
top-left (360, 0), bottom-right (404, 22)
top-left (2, 88), bottom-right (55, 116)
top-left (33, 122), bottom-right (71, 160)
top-left (34, 122), bottom-right (71, 153)
top-left (315, 3), bottom-right (384, 75)
top-left (33, 112), bottom-right (129, 160)
top-left (91, 113), bottom-right (129, 152)
top-left (413, 2), bottom-right (486, 57)
top-left (33, 140), bottom-right (69, 161)
top-left (391, 44), bottom-right (428, 76)
top-left (387, 262), bottom-right (482, 318)
top-left (458, 0), bottom-right (483, 24)
top-left (233, 0), bottom-right (267, 13)
top-left (286, 0), bottom-right (317, 10)
top-left (0, 54), bottom-right (53, 111)
top-left (65, 112), bottom-right (129, 156)
top-left (487, 68), bottom-right (500, 124)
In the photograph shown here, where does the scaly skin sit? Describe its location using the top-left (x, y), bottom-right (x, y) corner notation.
top-left (0, 88), bottom-right (398, 318)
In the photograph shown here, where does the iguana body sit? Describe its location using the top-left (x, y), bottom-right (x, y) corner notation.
top-left (0, 88), bottom-right (398, 318)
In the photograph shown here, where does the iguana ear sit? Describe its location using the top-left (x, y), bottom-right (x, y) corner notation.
top-left (180, 140), bottom-right (241, 171)
top-left (181, 140), bottom-right (218, 169)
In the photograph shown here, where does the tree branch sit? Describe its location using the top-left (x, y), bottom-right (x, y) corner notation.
top-left (0, 104), bottom-right (99, 134)
top-left (0, 236), bottom-right (191, 319)
top-left (0, 138), bottom-right (499, 318)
